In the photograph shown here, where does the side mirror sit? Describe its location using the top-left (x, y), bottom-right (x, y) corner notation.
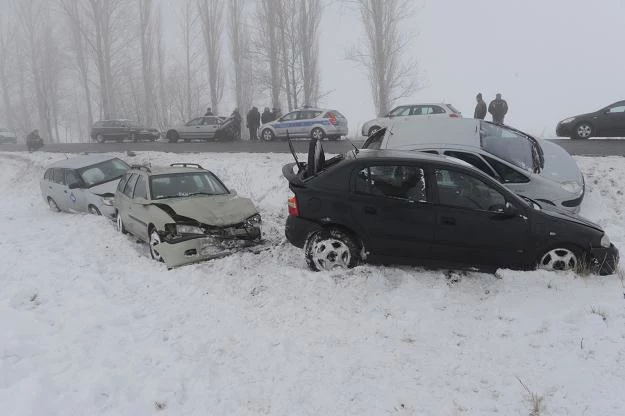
top-left (68, 182), bottom-right (81, 189)
top-left (503, 201), bottom-right (519, 216)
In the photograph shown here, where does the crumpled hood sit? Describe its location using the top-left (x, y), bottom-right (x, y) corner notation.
top-left (154, 194), bottom-right (258, 226)
top-left (89, 179), bottom-right (121, 196)
top-left (538, 139), bottom-right (583, 185)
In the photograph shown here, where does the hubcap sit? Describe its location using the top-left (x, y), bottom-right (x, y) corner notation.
top-left (97, 135), bottom-right (104, 143)
top-left (116, 214), bottom-right (123, 232)
top-left (150, 231), bottom-right (162, 261)
top-left (262, 130), bottom-right (272, 141)
top-left (539, 248), bottom-right (578, 272)
top-left (312, 129), bottom-right (323, 139)
top-left (577, 125), bottom-right (591, 138)
top-left (48, 199), bottom-right (58, 211)
top-left (311, 238), bottom-right (351, 271)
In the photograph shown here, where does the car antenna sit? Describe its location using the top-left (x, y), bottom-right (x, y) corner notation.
top-left (345, 138), bottom-right (359, 155)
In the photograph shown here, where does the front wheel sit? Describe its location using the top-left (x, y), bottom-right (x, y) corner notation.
top-left (116, 212), bottom-right (127, 234)
top-left (95, 134), bottom-right (105, 143)
top-left (311, 127), bottom-right (325, 141)
top-left (47, 197), bottom-right (60, 212)
top-left (304, 228), bottom-right (360, 271)
top-left (149, 228), bottom-right (164, 262)
top-left (261, 128), bottom-right (274, 141)
top-left (573, 123), bottom-right (593, 139)
top-left (88, 205), bottom-right (101, 216)
top-left (537, 245), bottom-right (584, 273)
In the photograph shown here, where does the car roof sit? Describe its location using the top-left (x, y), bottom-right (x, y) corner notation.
top-left (383, 118), bottom-right (481, 148)
top-left (130, 166), bottom-right (210, 176)
top-left (352, 149), bottom-right (478, 169)
top-left (48, 154), bottom-right (121, 169)
top-left (392, 103), bottom-right (452, 107)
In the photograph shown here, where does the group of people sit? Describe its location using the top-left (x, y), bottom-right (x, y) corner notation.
top-left (474, 93), bottom-right (509, 124)
top-left (203, 106), bottom-right (283, 140)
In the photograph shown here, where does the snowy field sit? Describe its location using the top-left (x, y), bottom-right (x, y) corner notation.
top-left (1, 150), bottom-right (625, 416)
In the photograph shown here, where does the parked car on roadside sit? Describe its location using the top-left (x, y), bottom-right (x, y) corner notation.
top-left (40, 155), bottom-right (130, 217)
top-left (556, 100), bottom-right (625, 139)
top-left (282, 141), bottom-right (618, 275)
top-left (363, 118), bottom-right (585, 213)
top-left (0, 128), bottom-right (17, 144)
top-left (166, 116), bottom-right (226, 142)
top-left (361, 103), bottom-right (462, 137)
top-left (114, 163), bottom-right (262, 268)
top-left (91, 119), bottom-right (160, 143)
top-left (259, 106), bottom-right (348, 141)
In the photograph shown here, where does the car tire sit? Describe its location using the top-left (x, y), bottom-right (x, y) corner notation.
top-left (573, 122), bottom-right (593, 139)
top-left (167, 131), bottom-right (179, 143)
top-left (368, 126), bottom-right (381, 136)
top-left (88, 205), bottom-right (101, 216)
top-left (149, 227), bottom-right (164, 262)
top-left (47, 197), bottom-right (60, 212)
top-left (96, 134), bottom-right (105, 143)
top-left (311, 127), bottom-right (326, 141)
top-left (261, 128), bottom-right (274, 141)
top-left (116, 212), bottom-right (128, 235)
top-left (304, 228), bottom-right (360, 272)
top-left (537, 244), bottom-right (585, 273)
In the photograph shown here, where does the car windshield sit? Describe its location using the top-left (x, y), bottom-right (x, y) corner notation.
top-left (479, 122), bottom-right (540, 173)
top-left (150, 172), bottom-right (229, 200)
top-left (124, 121), bottom-right (142, 128)
top-left (388, 106), bottom-right (410, 116)
top-left (78, 158), bottom-right (130, 187)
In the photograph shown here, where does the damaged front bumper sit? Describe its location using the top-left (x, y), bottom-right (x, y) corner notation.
top-left (590, 243), bottom-right (619, 276)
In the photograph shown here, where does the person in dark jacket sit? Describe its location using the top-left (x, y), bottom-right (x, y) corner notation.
top-left (246, 106), bottom-right (261, 140)
top-left (488, 93), bottom-right (508, 124)
top-left (272, 107), bottom-right (282, 120)
top-left (231, 108), bottom-right (242, 140)
top-left (474, 93), bottom-right (487, 120)
top-left (261, 107), bottom-right (273, 124)
top-left (26, 129), bottom-right (43, 152)
top-left (204, 107), bottom-right (213, 116)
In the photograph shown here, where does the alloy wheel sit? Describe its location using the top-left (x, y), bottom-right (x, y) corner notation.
top-left (149, 230), bottom-right (163, 262)
top-left (576, 124), bottom-right (592, 139)
top-left (539, 248), bottom-right (578, 272)
top-left (310, 238), bottom-right (352, 271)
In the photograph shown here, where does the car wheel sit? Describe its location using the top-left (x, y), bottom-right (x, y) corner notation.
top-left (149, 228), bottom-right (164, 262)
top-left (537, 245), bottom-right (584, 273)
top-left (167, 131), bottom-right (179, 143)
top-left (88, 205), bottom-right (101, 216)
top-left (116, 212), bottom-right (127, 235)
top-left (261, 128), bottom-right (274, 141)
top-left (311, 127), bottom-right (325, 141)
top-left (574, 122), bottom-right (593, 139)
top-left (96, 134), bottom-right (105, 143)
top-left (305, 228), bottom-right (360, 272)
top-left (368, 126), bottom-right (381, 136)
top-left (47, 197), bottom-right (60, 212)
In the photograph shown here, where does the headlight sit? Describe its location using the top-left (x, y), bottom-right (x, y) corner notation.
top-left (601, 234), bottom-right (611, 248)
top-left (245, 213), bottom-right (262, 227)
top-left (102, 197), bottom-right (114, 206)
top-left (560, 117), bottom-right (575, 124)
top-left (561, 181), bottom-right (582, 194)
top-left (176, 224), bottom-right (205, 235)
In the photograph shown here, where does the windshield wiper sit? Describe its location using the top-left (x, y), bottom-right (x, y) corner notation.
top-left (187, 192), bottom-right (219, 197)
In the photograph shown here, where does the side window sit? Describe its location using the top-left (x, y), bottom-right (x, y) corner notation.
top-left (123, 174), bottom-right (138, 197)
top-left (117, 174), bottom-right (130, 192)
top-left (298, 111), bottom-right (323, 120)
top-left (421, 106), bottom-right (434, 115)
top-left (186, 118), bottom-right (202, 126)
top-left (435, 169), bottom-right (506, 212)
top-left (443, 151), bottom-right (495, 177)
top-left (65, 170), bottom-right (82, 187)
top-left (281, 112), bottom-right (298, 121)
top-left (431, 106), bottom-right (446, 114)
top-left (608, 105), bottom-right (625, 113)
top-left (133, 175), bottom-right (147, 199)
top-left (355, 165), bottom-right (428, 202)
top-left (53, 168), bottom-right (65, 184)
top-left (44, 169), bottom-right (53, 181)
top-left (482, 155), bottom-right (530, 184)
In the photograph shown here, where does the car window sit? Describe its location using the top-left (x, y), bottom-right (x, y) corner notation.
top-left (355, 165), bottom-right (428, 202)
top-left (388, 106), bottom-right (410, 116)
top-left (65, 170), bottom-right (82, 187)
top-left (186, 118), bottom-right (202, 126)
top-left (482, 155), bottom-right (530, 183)
top-left (133, 175), bottom-right (147, 199)
top-left (117, 174), bottom-right (130, 192)
top-left (53, 168), bottom-right (65, 184)
top-left (443, 151), bottom-right (495, 177)
top-left (608, 105), bottom-right (625, 113)
top-left (420, 106), bottom-right (434, 115)
top-left (93, 122), bottom-right (103, 128)
top-left (431, 106), bottom-right (446, 114)
top-left (123, 174), bottom-right (138, 197)
top-left (280, 112), bottom-right (299, 121)
top-left (44, 169), bottom-right (53, 181)
top-left (78, 158), bottom-right (130, 187)
top-left (435, 169), bottom-right (506, 212)
top-left (446, 104), bottom-right (461, 114)
top-left (298, 111), bottom-right (323, 120)
top-left (479, 121), bottom-right (536, 172)
top-left (201, 117), bottom-right (218, 125)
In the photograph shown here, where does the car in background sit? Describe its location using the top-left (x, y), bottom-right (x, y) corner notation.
top-left (166, 116), bottom-right (227, 142)
top-left (361, 103), bottom-right (462, 137)
top-left (363, 118), bottom-right (585, 213)
top-left (0, 128), bottom-right (17, 144)
top-left (282, 141), bottom-right (618, 275)
top-left (556, 100), bottom-right (625, 139)
top-left (91, 119), bottom-right (160, 143)
top-left (40, 155), bottom-right (130, 217)
top-left (259, 107), bottom-right (348, 141)
top-left (114, 163), bottom-right (262, 268)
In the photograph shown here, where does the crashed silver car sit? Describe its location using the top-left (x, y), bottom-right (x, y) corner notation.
top-left (114, 163), bottom-right (262, 267)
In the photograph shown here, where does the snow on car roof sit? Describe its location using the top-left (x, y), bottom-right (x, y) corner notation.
top-left (48, 154), bottom-right (122, 169)
top-left (384, 118), bottom-right (481, 148)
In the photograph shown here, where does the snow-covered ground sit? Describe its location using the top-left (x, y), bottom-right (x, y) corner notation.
top-left (1, 151), bottom-right (624, 416)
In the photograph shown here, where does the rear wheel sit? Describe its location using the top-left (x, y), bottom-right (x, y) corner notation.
top-left (305, 228), bottom-right (360, 271)
top-left (96, 134), bottom-right (105, 143)
top-left (311, 127), bottom-right (325, 141)
top-left (261, 128), bottom-right (274, 141)
top-left (573, 122), bottom-right (593, 139)
top-left (149, 228), bottom-right (164, 262)
top-left (47, 197), bottom-right (60, 212)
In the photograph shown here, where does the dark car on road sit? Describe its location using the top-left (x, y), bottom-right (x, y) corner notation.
top-left (91, 119), bottom-right (160, 143)
top-left (0, 128), bottom-right (18, 144)
top-left (282, 140), bottom-right (618, 275)
top-left (557, 100), bottom-right (625, 139)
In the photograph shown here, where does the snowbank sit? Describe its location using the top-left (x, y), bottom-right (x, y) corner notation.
top-left (1, 151), bottom-right (624, 415)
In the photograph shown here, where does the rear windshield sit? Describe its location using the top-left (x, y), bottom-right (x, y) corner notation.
top-left (479, 122), bottom-right (537, 172)
top-left (327, 110), bottom-right (346, 119)
top-left (446, 104), bottom-right (461, 114)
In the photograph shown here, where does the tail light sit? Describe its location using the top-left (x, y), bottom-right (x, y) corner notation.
top-left (449, 113), bottom-right (460, 118)
top-left (326, 112), bottom-right (337, 125)
top-left (288, 193), bottom-right (299, 217)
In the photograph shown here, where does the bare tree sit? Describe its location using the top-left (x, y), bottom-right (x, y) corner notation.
top-left (228, 0), bottom-right (255, 124)
top-left (154, 8), bottom-right (169, 129)
top-left (254, 0), bottom-right (281, 109)
top-left (138, 0), bottom-right (156, 127)
top-left (197, 0), bottom-right (224, 114)
top-left (0, 16), bottom-right (16, 131)
top-left (346, 0), bottom-right (418, 116)
top-left (299, 0), bottom-right (323, 107)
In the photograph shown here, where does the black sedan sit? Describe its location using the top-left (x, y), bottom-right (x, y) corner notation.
top-left (557, 100), bottom-right (625, 139)
top-left (282, 140), bottom-right (618, 275)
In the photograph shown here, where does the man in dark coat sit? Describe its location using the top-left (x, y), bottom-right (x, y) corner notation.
top-left (204, 107), bottom-right (213, 116)
top-left (261, 107), bottom-right (273, 124)
top-left (488, 93), bottom-right (508, 124)
top-left (26, 129), bottom-right (43, 152)
top-left (272, 107), bottom-right (282, 120)
top-left (474, 93), bottom-right (487, 120)
top-left (246, 106), bottom-right (261, 140)
top-left (231, 108), bottom-right (242, 140)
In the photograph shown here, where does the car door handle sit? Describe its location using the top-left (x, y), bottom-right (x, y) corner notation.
top-left (364, 206), bottom-right (377, 215)
top-left (441, 216), bottom-right (456, 225)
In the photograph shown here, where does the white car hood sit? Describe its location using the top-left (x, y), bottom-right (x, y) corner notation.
top-left (538, 139), bottom-right (583, 185)
top-left (88, 179), bottom-right (121, 196)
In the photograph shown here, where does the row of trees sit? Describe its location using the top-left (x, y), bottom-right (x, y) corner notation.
top-left (0, 0), bottom-right (416, 142)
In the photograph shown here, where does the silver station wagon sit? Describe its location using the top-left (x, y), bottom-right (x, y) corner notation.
top-left (40, 155), bottom-right (130, 217)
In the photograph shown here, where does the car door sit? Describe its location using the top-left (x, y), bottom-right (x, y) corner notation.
top-left (348, 163), bottom-right (436, 262)
top-left (179, 118), bottom-right (203, 140)
top-left (65, 169), bottom-right (87, 212)
top-left (126, 174), bottom-right (150, 237)
top-left (50, 168), bottom-right (72, 211)
top-left (430, 167), bottom-right (530, 269)
top-left (600, 103), bottom-right (625, 136)
top-left (201, 116), bottom-right (220, 140)
top-left (274, 111), bottom-right (300, 138)
top-left (118, 173), bottom-right (139, 233)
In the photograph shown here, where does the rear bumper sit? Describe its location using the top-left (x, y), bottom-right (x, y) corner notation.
top-left (285, 216), bottom-right (323, 248)
top-left (590, 243), bottom-right (619, 276)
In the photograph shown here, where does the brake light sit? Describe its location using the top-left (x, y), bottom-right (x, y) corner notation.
top-left (449, 113), bottom-right (460, 118)
top-left (326, 112), bottom-right (337, 125)
top-left (288, 193), bottom-right (299, 217)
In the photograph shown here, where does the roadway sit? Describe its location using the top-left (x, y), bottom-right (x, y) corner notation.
top-left (1, 138), bottom-right (625, 156)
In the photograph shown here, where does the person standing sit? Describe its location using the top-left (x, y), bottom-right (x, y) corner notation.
top-left (488, 93), bottom-right (508, 124)
top-left (261, 107), bottom-right (273, 124)
top-left (26, 129), bottom-right (43, 152)
top-left (246, 106), bottom-right (261, 140)
top-left (231, 108), bottom-right (242, 140)
top-left (204, 107), bottom-right (213, 116)
top-left (474, 93), bottom-right (487, 120)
